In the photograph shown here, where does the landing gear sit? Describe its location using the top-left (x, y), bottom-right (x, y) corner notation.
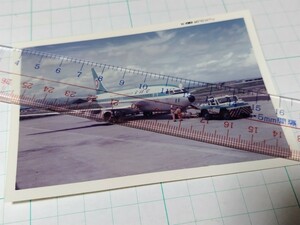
top-left (111, 111), bottom-right (126, 123)
top-left (143, 112), bottom-right (153, 117)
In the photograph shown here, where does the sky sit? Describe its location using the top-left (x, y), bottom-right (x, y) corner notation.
top-left (25, 18), bottom-right (261, 95)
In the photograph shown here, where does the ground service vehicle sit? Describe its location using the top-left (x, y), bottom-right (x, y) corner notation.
top-left (197, 95), bottom-right (252, 120)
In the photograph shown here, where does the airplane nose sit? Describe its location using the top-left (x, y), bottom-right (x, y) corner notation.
top-left (188, 95), bottom-right (196, 103)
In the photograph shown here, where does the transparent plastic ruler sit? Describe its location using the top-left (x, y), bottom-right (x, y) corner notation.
top-left (0, 45), bottom-right (299, 161)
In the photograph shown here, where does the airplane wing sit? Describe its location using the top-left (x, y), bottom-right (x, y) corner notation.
top-left (97, 101), bottom-right (141, 119)
top-left (108, 104), bottom-right (139, 113)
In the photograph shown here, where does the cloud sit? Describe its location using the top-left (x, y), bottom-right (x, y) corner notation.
top-left (30, 18), bottom-right (261, 88)
top-left (141, 44), bottom-right (169, 55)
top-left (223, 52), bottom-right (234, 60)
top-left (243, 49), bottom-right (257, 67)
top-left (196, 60), bottom-right (218, 68)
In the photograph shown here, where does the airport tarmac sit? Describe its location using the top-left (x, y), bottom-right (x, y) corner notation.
top-left (15, 105), bottom-right (277, 190)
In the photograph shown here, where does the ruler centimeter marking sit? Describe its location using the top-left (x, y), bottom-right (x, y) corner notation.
top-left (18, 47), bottom-right (211, 89)
top-left (0, 45), bottom-right (299, 160)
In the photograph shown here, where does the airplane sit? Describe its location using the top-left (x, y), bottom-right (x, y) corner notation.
top-left (90, 68), bottom-right (196, 122)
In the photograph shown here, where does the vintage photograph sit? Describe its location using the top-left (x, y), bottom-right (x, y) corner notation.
top-left (6, 11), bottom-right (291, 201)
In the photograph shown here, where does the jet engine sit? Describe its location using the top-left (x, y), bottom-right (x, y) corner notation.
top-left (99, 110), bottom-right (113, 122)
top-left (188, 95), bottom-right (196, 103)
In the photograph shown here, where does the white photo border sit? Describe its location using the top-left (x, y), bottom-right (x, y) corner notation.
top-left (6, 10), bottom-right (299, 202)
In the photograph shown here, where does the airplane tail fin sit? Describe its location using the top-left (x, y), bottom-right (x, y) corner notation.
top-left (91, 68), bottom-right (107, 95)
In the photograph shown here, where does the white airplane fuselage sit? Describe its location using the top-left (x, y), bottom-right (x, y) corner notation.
top-left (96, 85), bottom-right (194, 113)
top-left (90, 68), bottom-right (195, 121)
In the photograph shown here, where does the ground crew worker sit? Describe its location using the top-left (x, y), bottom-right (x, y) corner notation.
top-left (175, 107), bottom-right (183, 122)
top-left (170, 105), bottom-right (176, 121)
top-left (171, 105), bottom-right (183, 122)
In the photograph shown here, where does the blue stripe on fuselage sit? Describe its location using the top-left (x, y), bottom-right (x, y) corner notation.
top-left (96, 91), bottom-right (186, 103)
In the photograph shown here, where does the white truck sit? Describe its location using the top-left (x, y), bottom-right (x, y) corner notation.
top-left (197, 95), bottom-right (252, 120)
